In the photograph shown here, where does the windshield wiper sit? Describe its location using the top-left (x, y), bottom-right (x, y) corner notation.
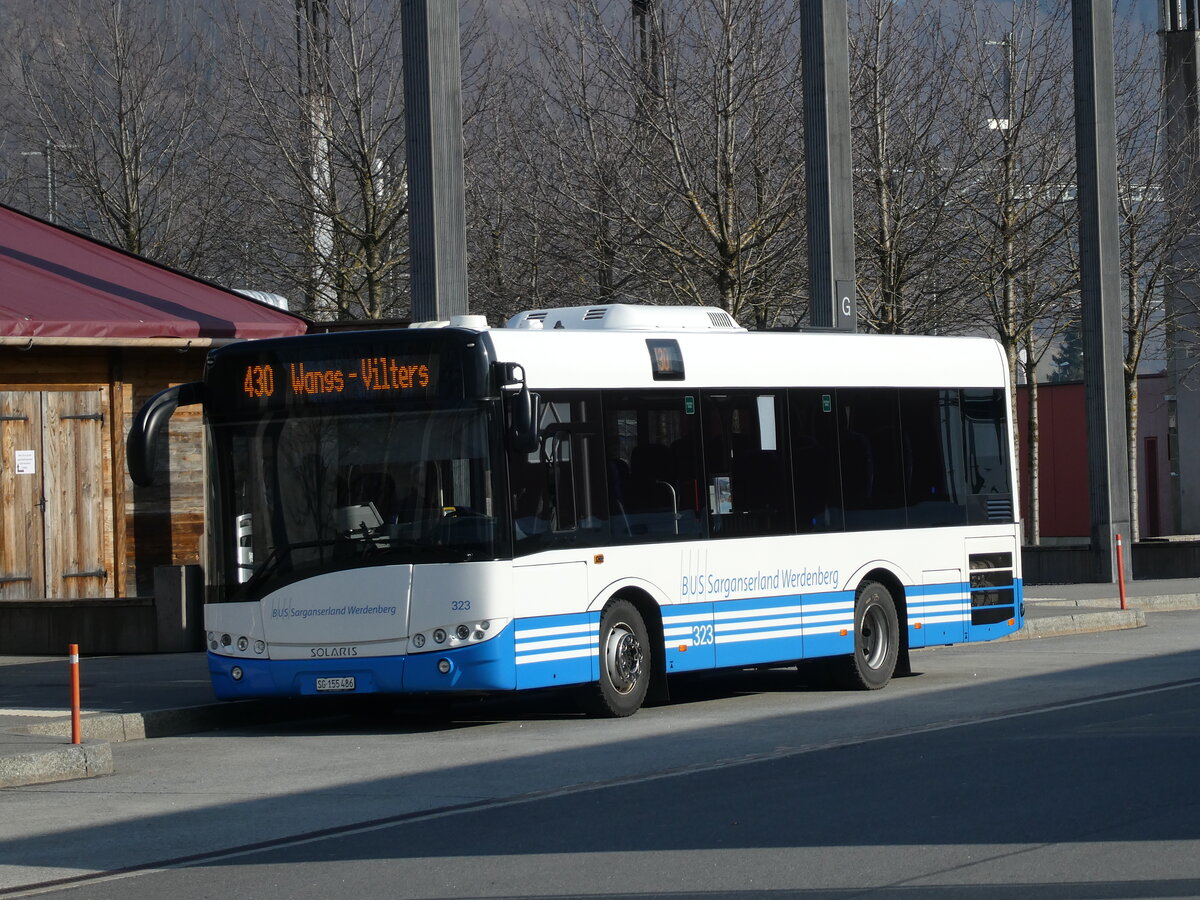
top-left (238, 538), bottom-right (346, 595)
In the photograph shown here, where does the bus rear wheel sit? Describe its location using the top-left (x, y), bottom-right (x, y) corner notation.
top-left (834, 580), bottom-right (899, 690)
top-left (578, 599), bottom-right (650, 717)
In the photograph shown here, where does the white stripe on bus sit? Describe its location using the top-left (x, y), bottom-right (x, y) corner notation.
top-left (913, 603), bottom-right (969, 615)
top-left (713, 604), bottom-right (806, 621)
top-left (515, 648), bottom-right (594, 665)
top-left (514, 623), bottom-right (594, 639)
top-left (715, 627), bottom-right (806, 644)
top-left (801, 603), bottom-right (855, 615)
top-left (718, 615), bottom-right (806, 632)
top-left (515, 635), bottom-right (596, 653)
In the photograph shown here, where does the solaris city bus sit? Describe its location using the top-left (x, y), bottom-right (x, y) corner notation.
top-left (128, 304), bottom-right (1022, 716)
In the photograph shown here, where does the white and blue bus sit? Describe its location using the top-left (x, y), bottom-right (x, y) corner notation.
top-left (128, 304), bottom-right (1022, 716)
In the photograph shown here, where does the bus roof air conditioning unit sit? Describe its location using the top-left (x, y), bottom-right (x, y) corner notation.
top-left (506, 304), bottom-right (745, 332)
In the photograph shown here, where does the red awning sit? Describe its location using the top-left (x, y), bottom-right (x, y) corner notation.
top-left (0, 204), bottom-right (308, 341)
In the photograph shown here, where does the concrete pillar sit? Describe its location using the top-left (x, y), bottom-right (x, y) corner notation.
top-left (402, 0), bottom-right (469, 322)
top-left (1162, 4), bottom-right (1200, 533)
top-left (1072, 0), bottom-right (1131, 580)
top-left (802, 0), bottom-right (857, 332)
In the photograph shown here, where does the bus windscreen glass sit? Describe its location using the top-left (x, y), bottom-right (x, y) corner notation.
top-left (208, 404), bottom-right (503, 603)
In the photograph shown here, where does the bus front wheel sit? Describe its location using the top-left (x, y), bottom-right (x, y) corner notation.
top-left (836, 580), bottom-right (899, 690)
top-left (579, 599), bottom-right (650, 717)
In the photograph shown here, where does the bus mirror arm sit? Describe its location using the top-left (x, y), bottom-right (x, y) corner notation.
top-left (127, 382), bottom-right (203, 487)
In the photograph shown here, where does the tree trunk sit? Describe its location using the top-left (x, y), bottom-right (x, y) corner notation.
top-left (1004, 337), bottom-right (1022, 532)
top-left (1126, 370), bottom-right (1140, 543)
top-left (1024, 337), bottom-right (1040, 545)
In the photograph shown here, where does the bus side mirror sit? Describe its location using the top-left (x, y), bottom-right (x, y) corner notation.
top-left (496, 363), bottom-right (539, 455)
top-left (127, 382), bottom-right (203, 487)
top-left (509, 388), bottom-right (540, 454)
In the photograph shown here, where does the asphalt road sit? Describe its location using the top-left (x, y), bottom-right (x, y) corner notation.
top-left (4, 612), bottom-right (1200, 899)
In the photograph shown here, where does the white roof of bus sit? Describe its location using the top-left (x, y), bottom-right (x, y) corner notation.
top-left (481, 319), bottom-right (1008, 390)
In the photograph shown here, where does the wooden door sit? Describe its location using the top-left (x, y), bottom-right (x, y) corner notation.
top-left (0, 392), bottom-right (46, 599)
top-left (43, 389), bottom-right (114, 598)
top-left (0, 389), bottom-right (113, 600)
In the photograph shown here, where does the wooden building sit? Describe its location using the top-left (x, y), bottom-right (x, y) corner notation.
top-left (0, 204), bottom-right (307, 652)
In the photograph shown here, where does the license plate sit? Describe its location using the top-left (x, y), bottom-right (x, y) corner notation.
top-left (316, 676), bottom-right (356, 692)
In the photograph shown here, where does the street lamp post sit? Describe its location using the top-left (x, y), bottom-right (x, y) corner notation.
top-left (20, 139), bottom-right (59, 224)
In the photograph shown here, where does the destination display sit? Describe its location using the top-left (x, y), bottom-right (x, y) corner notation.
top-left (240, 356), bottom-right (435, 401)
top-left (646, 339), bottom-right (685, 381)
top-left (206, 341), bottom-right (455, 417)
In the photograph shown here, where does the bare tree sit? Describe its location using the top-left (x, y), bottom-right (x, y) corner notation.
top-left (461, 3), bottom-right (554, 325)
top-left (2, 0), bottom-right (237, 274)
top-left (522, 0), bottom-right (808, 325)
top-left (849, 0), bottom-right (984, 335)
top-left (1113, 11), bottom-right (1200, 541)
top-left (937, 0), bottom-right (1079, 541)
top-left (221, 0), bottom-right (411, 319)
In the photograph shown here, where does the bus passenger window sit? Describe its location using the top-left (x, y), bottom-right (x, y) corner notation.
top-left (961, 388), bottom-right (1014, 523)
top-left (511, 393), bottom-right (608, 555)
top-left (789, 390), bottom-right (845, 533)
top-left (899, 389), bottom-right (968, 528)
top-left (837, 389), bottom-right (906, 531)
top-left (701, 392), bottom-right (793, 538)
top-left (603, 392), bottom-right (703, 542)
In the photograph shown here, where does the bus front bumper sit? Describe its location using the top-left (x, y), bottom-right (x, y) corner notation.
top-left (207, 628), bottom-right (518, 700)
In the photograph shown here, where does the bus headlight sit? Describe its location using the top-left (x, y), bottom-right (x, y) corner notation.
top-left (237, 636), bottom-right (249, 652)
top-left (408, 619), bottom-right (508, 654)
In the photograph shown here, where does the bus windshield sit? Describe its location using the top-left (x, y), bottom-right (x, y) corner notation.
top-left (208, 404), bottom-right (504, 602)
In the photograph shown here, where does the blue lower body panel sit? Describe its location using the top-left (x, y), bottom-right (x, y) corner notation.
top-left (208, 625), bottom-right (518, 700)
top-left (513, 612), bottom-right (600, 690)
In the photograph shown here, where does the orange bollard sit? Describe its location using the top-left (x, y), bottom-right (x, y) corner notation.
top-left (1115, 534), bottom-right (1128, 612)
top-left (69, 643), bottom-right (81, 744)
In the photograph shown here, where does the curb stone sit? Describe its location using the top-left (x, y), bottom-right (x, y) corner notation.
top-left (13, 698), bottom-right (330, 743)
top-left (0, 739), bottom-right (112, 789)
top-left (1003, 609), bottom-right (1146, 640)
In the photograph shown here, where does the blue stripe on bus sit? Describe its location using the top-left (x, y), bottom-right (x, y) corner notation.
top-left (907, 579), bottom-right (1025, 645)
top-left (908, 581), bottom-right (970, 646)
top-left (665, 591), bottom-right (858, 670)
top-left (791, 591), bottom-right (857, 660)
top-left (716, 592), bottom-right (855, 666)
top-left (663, 601), bottom-right (716, 671)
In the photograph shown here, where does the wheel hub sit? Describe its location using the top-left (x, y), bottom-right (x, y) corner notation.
top-left (605, 624), bottom-right (643, 694)
top-left (860, 602), bottom-right (889, 669)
